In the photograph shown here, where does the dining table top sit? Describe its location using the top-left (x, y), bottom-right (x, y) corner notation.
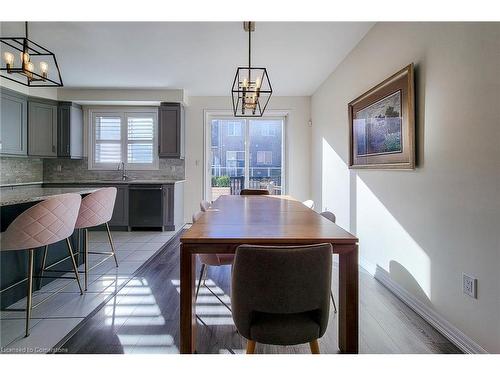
top-left (181, 195), bottom-right (358, 246)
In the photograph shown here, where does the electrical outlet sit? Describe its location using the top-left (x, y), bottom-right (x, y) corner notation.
top-left (463, 274), bottom-right (477, 298)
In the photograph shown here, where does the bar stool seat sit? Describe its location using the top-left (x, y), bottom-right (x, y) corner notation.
top-left (0, 193), bottom-right (83, 337)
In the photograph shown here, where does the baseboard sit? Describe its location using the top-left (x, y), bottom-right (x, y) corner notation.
top-left (359, 256), bottom-right (488, 354)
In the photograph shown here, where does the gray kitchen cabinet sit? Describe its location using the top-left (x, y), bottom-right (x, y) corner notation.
top-left (28, 98), bottom-right (58, 157)
top-left (158, 102), bottom-right (184, 159)
top-left (58, 102), bottom-right (83, 159)
top-left (108, 186), bottom-right (129, 228)
top-left (0, 88), bottom-right (28, 156)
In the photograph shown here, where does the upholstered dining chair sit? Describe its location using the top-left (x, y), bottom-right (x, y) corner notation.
top-left (200, 200), bottom-right (211, 212)
top-left (320, 211), bottom-right (338, 314)
top-left (240, 189), bottom-right (270, 195)
top-left (302, 200), bottom-right (315, 209)
top-left (232, 243), bottom-right (332, 354)
top-left (192, 211), bottom-right (234, 312)
top-left (72, 187), bottom-right (118, 291)
top-left (0, 193), bottom-right (83, 337)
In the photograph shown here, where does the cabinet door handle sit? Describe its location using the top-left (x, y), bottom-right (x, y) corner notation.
top-left (52, 145), bottom-right (56, 153)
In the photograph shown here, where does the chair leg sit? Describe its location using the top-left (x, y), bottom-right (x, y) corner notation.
top-left (25, 249), bottom-right (34, 337)
top-left (39, 245), bottom-right (48, 289)
top-left (246, 340), bottom-right (256, 354)
top-left (66, 238), bottom-right (83, 295)
top-left (195, 264), bottom-right (206, 301)
top-left (84, 228), bottom-right (89, 291)
top-left (76, 228), bottom-right (81, 265)
top-left (105, 222), bottom-right (119, 268)
top-left (330, 290), bottom-right (337, 314)
top-left (309, 339), bottom-right (320, 354)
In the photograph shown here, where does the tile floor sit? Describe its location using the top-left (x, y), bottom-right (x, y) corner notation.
top-left (0, 229), bottom-right (179, 353)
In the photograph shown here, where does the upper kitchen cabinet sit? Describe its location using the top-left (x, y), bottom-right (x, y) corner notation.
top-left (0, 88), bottom-right (28, 156)
top-left (158, 102), bottom-right (184, 159)
top-left (28, 98), bottom-right (58, 157)
top-left (57, 102), bottom-right (83, 159)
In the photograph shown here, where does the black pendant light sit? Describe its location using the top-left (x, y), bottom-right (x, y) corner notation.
top-left (1, 21), bottom-right (63, 87)
top-left (231, 21), bottom-right (272, 117)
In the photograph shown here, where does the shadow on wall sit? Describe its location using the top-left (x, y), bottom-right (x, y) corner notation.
top-left (381, 261), bottom-right (432, 306)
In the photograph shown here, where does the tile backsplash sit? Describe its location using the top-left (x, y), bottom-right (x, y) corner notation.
top-left (0, 157), bottom-right (43, 185)
top-left (43, 158), bottom-right (185, 182)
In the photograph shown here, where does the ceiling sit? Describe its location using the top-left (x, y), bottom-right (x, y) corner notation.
top-left (0, 22), bottom-right (373, 96)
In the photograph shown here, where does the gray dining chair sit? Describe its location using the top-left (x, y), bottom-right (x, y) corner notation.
top-left (192, 211), bottom-right (234, 312)
top-left (231, 243), bottom-right (332, 354)
top-left (240, 189), bottom-right (270, 195)
top-left (320, 211), bottom-right (338, 314)
top-left (200, 200), bottom-right (211, 212)
top-left (302, 199), bottom-right (315, 209)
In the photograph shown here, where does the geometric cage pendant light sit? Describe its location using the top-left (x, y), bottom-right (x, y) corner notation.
top-left (231, 21), bottom-right (272, 117)
top-left (1, 21), bottom-right (63, 87)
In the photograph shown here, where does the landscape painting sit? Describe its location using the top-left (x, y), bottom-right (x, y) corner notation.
top-left (348, 63), bottom-right (415, 169)
top-left (354, 90), bottom-right (402, 156)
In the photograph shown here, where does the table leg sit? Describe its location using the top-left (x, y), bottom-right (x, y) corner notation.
top-left (180, 244), bottom-right (196, 353)
top-left (338, 244), bottom-right (359, 353)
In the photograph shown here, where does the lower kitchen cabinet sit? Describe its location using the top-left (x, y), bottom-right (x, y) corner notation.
top-left (108, 186), bottom-right (129, 227)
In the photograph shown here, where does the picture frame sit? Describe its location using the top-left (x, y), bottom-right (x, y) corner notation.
top-left (348, 63), bottom-right (415, 169)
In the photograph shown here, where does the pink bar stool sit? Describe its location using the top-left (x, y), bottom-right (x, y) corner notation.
top-left (0, 193), bottom-right (83, 337)
top-left (74, 187), bottom-right (118, 291)
top-left (192, 211), bottom-right (234, 312)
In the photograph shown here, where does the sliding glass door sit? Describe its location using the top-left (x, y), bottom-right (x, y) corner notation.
top-left (207, 116), bottom-right (285, 201)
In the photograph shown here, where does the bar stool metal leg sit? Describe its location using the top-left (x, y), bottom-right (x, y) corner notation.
top-left (25, 249), bottom-right (34, 337)
top-left (66, 238), bottom-right (83, 295)
top-left (39, 245), bottom-right (48, 289)
top-left (84, 228), bottom-right (89, 291)
top-left (105, 222), bottom-right (119, 268)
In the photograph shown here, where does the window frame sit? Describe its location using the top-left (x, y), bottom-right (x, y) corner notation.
top-left (88, 106), bottom-right (159, 171)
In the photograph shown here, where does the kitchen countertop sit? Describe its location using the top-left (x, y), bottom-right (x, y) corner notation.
top-left (42, 180), bottom-right (186, 185)
top-left (0, 186), bottom-right (99, 207)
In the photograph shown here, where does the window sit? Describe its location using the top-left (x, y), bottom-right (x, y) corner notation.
top-left (89, 107), bottom-right (158, 170)
top-left (207, 115), bottom-right (285, 198)
top-left (256, 150), bottom-right (273, 165)
top-left (261, 125), bottom-right (277, 136)
top-left (227, 121), bottom-right (242, 136)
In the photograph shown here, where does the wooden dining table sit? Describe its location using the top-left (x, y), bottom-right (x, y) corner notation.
top-left (179, 194), bottom-right (359, 353)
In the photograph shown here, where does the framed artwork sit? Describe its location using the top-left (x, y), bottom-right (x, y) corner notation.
top-left (348, 64), bottom-right (415, 169)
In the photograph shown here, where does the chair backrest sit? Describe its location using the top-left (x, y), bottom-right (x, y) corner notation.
top-left (240, 189), bottom-right (270, 196)
top-left (75, 187), bottom-right (117, 229)
top-left (200, 200), bottom-right (211, 212)
top-left (302, 199), bottom-right (315, 209)
top-left (192, 211), bottom-right (203, 223)
top-left (231, 243), bottom-right (332, 339)
top-left (1, 193), bottom-right (82, 251)
top-left (320, 211), bottom-right (336, 223)
top-left (266, 181), bottom-right (275, 194)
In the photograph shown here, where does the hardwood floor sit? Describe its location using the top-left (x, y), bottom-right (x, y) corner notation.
top-left (58, 231), bottom-right (461, 354)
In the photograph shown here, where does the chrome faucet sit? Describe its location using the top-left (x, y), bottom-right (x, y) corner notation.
top-left (118, 162), bottom-right (128, 181)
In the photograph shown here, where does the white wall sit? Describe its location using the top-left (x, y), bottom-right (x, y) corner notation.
top-left (184, 96), bottom-right (311, 222)
top-left (311, 22), bottom-right (500, 353)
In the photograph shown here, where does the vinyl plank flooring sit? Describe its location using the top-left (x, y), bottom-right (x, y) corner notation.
top-left (59, 232), bottom-right (461, 354)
